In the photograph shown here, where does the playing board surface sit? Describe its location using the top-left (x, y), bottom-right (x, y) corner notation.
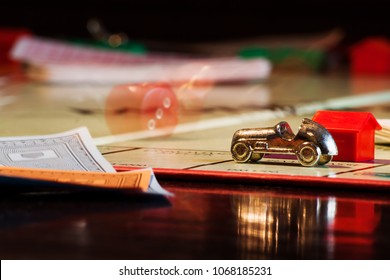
top-left (2, 71), bottom-right (390, 190)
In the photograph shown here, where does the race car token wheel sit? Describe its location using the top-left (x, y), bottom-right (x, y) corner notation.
top-left (297, 142), bottom-right (321, 167)
top-left (231, 142), bottom-right (252, 163)
top-left (318, 155), bottom-right (333, 165)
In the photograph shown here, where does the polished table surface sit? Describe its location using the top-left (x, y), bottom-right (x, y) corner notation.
top-left (1, 69), bottom-right (390, 260)
top-left (1, 180), bottom-right (390, 259)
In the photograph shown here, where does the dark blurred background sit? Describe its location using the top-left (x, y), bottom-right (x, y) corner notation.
top-left (1, 1), bottom-right (389, 44)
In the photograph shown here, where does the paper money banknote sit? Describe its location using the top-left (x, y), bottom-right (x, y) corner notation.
top-left (0, 127), bottom-right (115, 172)
top-left (0, 166), bottom-right (172, 195)
top-left (0, 127), bottom-right (171, 195)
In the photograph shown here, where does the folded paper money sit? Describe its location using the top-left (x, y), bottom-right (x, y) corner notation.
top-left (0, 127), bottom-right (171, 195)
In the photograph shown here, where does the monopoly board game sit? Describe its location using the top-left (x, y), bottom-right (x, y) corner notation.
top-left (2, 68), bottom-right (390, 191)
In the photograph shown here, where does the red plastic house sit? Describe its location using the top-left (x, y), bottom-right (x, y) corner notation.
top-left (312, 110), bottom-right (381, 162)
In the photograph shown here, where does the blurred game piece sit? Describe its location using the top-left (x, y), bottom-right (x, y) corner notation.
top-left (349, 37), bottom-right (390, 75)
top-left (231, 118), bottom-right (337, 167)
top-left (105, 82), bottom-right (178, 136)
top-left (312, 110), bottom-right (382, 162)
top-left (0, 28), bottom-right (31, 73)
